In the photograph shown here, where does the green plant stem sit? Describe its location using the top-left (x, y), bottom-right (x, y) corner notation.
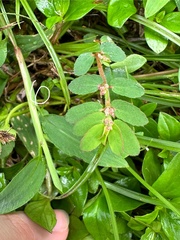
top-left (131, 14), bottom-right (180, 47)
top-left (0, 8), bottom-right (62, 192)
top-left (96, 169), bottom-right (119, 240)
top-left (58, 144), bottom-right (106, 199)
top-left (137, 135), bottom-right (180, 152)
top-left (4, 102), bottom-right (28, 126)
top-left (127, 166), bottom-right (180, 216)
top-left (20, 0), bottom-right (70, 108)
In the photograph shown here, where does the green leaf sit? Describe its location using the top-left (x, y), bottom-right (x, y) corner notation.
top-left (46, 16), bottom-right (62, 29)
top-left (112, 99), bottom-right (148, 126)
top-left (60, 168), bottom-right (88, 216)
top-left (108, 122), bottom-right (124, 156)
top-left (25, 196), bottom-right (56, 232)
top-left (80, 124), bottom-right (104, 151)
top-left (34, 0), bottom-right (57, 17)
top-left (140, 102), bottom-right (157, 117)
top-left (141, 228), bottom-right (164, 240)
top-left (110, 77), bottom-right (145, 98)
top-left (142, 149), bottom-right (161, 185)
top-left (161, 12), bottom-right (180, 33)
top-left (65, 102), bottom-right (103, 124)
top-left (0, 70), bottom-right (8, 97)
top-left (0, 157), bottom-right (46, 214)
top-left (100, 39), bottom-right (126, 62)
top-left (158, 112), bottom-right (180, 141)
top-left (152, 152), bottom-right (180, 198)
top-left (68, 75), bottom-right (103, 95)
top-left (114, 120), bottom-right (140, 157)
top-left (0, 38), bottom-right (7, 67)
top-left (64, 0), bottom-right (96, 21)
top-left (73, 112), bottom-right (105, 136)
top-left (159, 208), bottom-right (180, 240)
top-left (145, 0), bottom-right (170, 18)
top-left (0, 142), bottom-right (15, 159)
top-left (11, 115), bottom-right (39, 157)
top-left (53, 0), bottom-right (70, 17)
top-left (68, 215), bottom-right (89, 240)
top-left (74, 52), bottom-right (95, 76)
top-left (111, 54), bottom-right (147, 73)
top-left (42, 114), bottom-right (128, 168)
top-left (144, 27), bottom-right (168, 54)
top-left (107, 0), bottom-right (137, 28)
top-left (83, 193), bottom-right (113, 240)
top-left (109, 190), bottom-right (143, 212)
top-left (13, 29), bottom-right (53, 57)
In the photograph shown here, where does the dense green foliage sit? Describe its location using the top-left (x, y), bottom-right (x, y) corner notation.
top-left (1, 0), bottom-right (180, 239)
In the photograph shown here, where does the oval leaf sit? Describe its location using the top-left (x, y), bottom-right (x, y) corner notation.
top-left (107, 0), bottom-right (137, 28)
top-left (73, 112), bottom-right (105, 136)
top-left (74, 52), bottom-right (95, 76)
top-left (0, 157), bottom-right (46, 214)
top-left (65, 102), bottom-right (103, 124)
top-left (111, 77), bottom-right (144, 98)
top-left (34, 0), bottom-right (56, 17)
top-left (80, 124), bottom-right (104, 151)
top-left (115, 120), bottom-right (140, 157)
top-left (112, 99), bottom-right (148, 126)
top-left (108, 123), bottom-right (124, 156)
top-left (100, 40), bottom-right (126, 62)
top-left (53, 0), bottom-right (70, 17)
top-left (145, 0), bottom-right (169, 18)
top-left (64, 0), bottom-right (96, 21)
top-left (145, 27), bottom-right (168, 54)
top-left (68, 74), bottom-right (103, 95)
top-left (161, 12), bottom-right (180, 33)
top-left (111, 54), bottom-right (147, 73)
top-left (158, 112), bottom-right (180, 141)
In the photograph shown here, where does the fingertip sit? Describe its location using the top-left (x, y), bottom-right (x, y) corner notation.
top-left (51, 210), bottom-right (69, 239)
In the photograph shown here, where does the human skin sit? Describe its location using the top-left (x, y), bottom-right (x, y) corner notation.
top-left (0, 210), bottom-right (69, 240)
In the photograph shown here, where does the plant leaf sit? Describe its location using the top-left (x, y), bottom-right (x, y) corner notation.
top-left (11, 115), bottom-right (39, 157)
top-left (142, 149), bottom-right (161, 185)
top-left (107, 0), bottom-right (137, 28)
top-left (161, 12), bottom-right (180, 33)
top-left (65, 102), bottom-right (103, 124)
top-left (73, 112), bottom-right (105, 136)
top-left (83, 192), bottom-right (113, 240)
top-left (0, 157), bottom-right (46, 214)
top-left (80, 124), bottom-right (104, 151)
top-left (41, 115), bottom-right (128, 168)
top-left (34, 0), bottom-right (56, 17)
top-left (110, 77), bottom-right (145, 98)
top-left (64, 0), bottom-right (96, 21)
top-left (74, 52), bottom-right (95, 76)
top-left (25, 197), bottom-right (56, 232)
top-left (111, 54), bottom-right (147, 73)
top-left (100, 38), bottom-right (126, 62)
top-left (0, 38), bottom-right (7, 67)
top-left (114, 120), bottom-right (140, 157)
top-left (112, 99), bottom-right (148, 126)
top-left (144, 27), bottom-right (168, 54)
top-left (158, 112), bottom-right (180, 141)
top-left (108, 122), bottom-right (124, 156)
top-left (68, 74), bottom-right (103, 95)
top-left (152, 152), bottom-right (180, 198)
top-left (145, 0), bottom-right (170, 18)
